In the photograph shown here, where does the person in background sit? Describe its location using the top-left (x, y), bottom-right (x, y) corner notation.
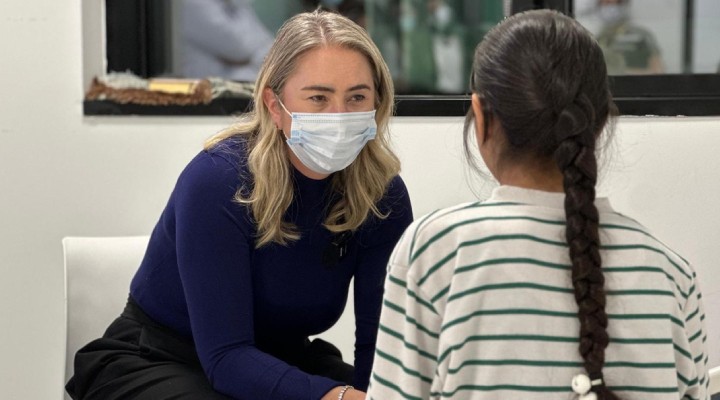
top-left (368, 9), bottom-right (707, 400)
top-left (66, 10), bottom-right (412, 400)
top-left (427, 0), bottom-right (465, 93)
top-left (595, 0), bottom-right (663, 75)
top-left (177, 0), bottom-right (274, 81)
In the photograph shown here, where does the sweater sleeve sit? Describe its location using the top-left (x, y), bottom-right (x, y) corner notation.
top-left (173, 152), bottom-right (339, 400)
top-left (678, 269), bottom-right (708, 399)
top-left (366, 219), bottom-right (441, 400)
top-left (352, 176), bottom-right (413, 390)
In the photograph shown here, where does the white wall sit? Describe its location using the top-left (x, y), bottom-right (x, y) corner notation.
top-left (0, 1), bottom-right (718, 399)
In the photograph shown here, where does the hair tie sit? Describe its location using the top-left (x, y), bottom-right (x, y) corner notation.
top-left (572, 373), bottom-right (603, 400)
top-left (589, 371), bottom-right (604, 382)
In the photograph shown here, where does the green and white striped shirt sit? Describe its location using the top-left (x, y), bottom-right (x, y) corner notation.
top-left (368, 186), bottom-right (708, 400)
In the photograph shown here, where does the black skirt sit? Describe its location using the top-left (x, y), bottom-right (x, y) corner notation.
top-left (66, 296), bottom-right (353, 400)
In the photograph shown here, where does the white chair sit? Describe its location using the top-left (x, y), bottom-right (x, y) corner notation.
top-left (62, 236), bottom-right (150, 399)
top-left (710, 365), bottom-right (720, 398)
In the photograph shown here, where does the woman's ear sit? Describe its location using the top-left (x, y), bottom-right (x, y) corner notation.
top-left (262, 87), bottom-right (283, 130)
top-left (471, 93), bottom-right (486, 145)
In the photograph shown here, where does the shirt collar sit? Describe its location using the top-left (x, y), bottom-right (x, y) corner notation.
top-left (487, 185), bottom-right (613, 213)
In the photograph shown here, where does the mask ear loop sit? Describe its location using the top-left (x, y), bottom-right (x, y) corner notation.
top-left (271, 93), bottom-right (291, 136)
top-left (274, 93), bottom-right (293, 118)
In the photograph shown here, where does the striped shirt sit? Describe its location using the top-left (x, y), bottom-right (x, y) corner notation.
top-left (367, 185), bottom-right (708, 400)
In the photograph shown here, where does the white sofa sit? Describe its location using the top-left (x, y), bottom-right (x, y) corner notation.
top-left (62, 236), bottom-right (150, 399)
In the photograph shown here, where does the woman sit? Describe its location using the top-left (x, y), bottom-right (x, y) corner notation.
top-left (368, 9), bottom-right (707, 400)
top-left (67, 10), bottom-right (412, 400)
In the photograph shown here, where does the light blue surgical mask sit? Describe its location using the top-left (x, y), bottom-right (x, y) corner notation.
top-left (276, 97), bottom-right (377, 175)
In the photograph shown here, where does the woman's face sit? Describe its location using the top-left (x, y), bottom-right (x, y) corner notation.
top-left (277, 45), bottom-right (376, 115)
top-left (264, 45), bottom-right (377, 179)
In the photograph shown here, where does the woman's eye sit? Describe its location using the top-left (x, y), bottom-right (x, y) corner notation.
top-left (309, 95), bottom-right (327, 103)
top-left (349, 94), bottom-right (366, 103)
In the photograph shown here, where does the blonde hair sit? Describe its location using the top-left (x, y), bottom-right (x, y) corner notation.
top-left (205, 10), bottom-right (399, 248)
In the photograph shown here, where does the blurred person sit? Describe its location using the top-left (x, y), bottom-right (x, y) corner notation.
top-left (595, 0), bottom-right (663, 74)
top-left (428, 0), bottom-right (465, 93)
top-left (177, 0), bottom-right (274, 81)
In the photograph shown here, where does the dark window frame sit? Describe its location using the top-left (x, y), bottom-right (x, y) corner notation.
top-left (85, 0), bottom-right (720, 117)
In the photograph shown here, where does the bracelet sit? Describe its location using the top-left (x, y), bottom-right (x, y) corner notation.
top-left (338, 385), bottom-right (354, 400)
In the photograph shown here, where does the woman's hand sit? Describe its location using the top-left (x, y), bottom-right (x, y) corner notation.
top-left (321, 386), bottom-right (366, 400)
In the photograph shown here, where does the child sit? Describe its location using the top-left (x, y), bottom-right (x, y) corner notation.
top-left (367, 9), bottom-right (707, 400)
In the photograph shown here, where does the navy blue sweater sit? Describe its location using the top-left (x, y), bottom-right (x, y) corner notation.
top-left (129, 137), bottom-right (413, 399)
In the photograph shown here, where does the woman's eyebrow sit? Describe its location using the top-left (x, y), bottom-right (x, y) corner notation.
top-left (301, 85), bottom-right (334, 92)
top-left (347, 84), bottom-right (371, 91)
top-left (300, 84), bottom-right (372, 93)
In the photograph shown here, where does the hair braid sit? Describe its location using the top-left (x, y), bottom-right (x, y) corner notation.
top-left (554, 97), bottom-right (619, 400)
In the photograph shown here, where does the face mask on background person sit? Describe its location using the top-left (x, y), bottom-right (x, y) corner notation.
top-left (276, 97), bottom-right (377, 175)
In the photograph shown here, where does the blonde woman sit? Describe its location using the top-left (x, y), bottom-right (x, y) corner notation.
top-left (66, 10), bottom-right (412, 400)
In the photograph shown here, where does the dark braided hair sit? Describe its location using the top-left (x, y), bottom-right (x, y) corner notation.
top-left (464, 10), bottom-right (619, 399)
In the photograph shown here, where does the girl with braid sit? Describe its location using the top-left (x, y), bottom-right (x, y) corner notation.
top-left (367, 9), bottom-right (708, 400)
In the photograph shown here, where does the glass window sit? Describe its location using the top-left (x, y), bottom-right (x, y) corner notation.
top-left (366, 0), bottom-right (504, 94)
top-left (693, 0), bottom-right (720, 73)
top-left (575, 0), bottom-right (720, 75)
top-left (161, 0), bottom-right (505, 95)
top-left (92, 0), bottom-right (720, 116)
